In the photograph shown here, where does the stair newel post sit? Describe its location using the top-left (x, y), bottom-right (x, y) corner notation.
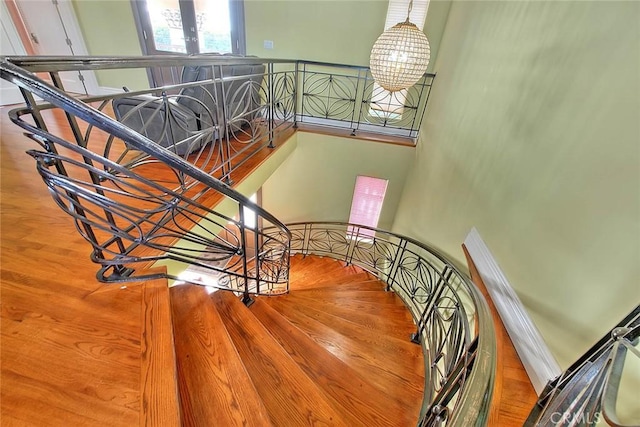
top-left (238, 203), bottom-right (253, 306)
top-left (411, 265), bottom-right (454, 344)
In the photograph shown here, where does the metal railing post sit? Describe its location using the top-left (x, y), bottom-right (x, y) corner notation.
top-left (268, 62), bottom-right (275, 148)
top-left (238, 204), bottom-right (253, 306)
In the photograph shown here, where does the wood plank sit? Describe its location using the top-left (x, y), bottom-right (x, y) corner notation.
top-left (290, 287), bottom-right (409, 307)
top-left (264, 296), bottom-right (424, 411)
top-left (266, 295), bottom-right (424, 380)
top-left (140, 273), bottom-right (181, 427)
top-left (250, 298), bottom-right (419, 427)
top-left (287, 290), bottom-right (414, 316)
top-left (278, 292), bottom-right (415, 341)
top-left (170, 285), bottom-right (273, 427)
top-left (213, 291), bottom-right (363, 426)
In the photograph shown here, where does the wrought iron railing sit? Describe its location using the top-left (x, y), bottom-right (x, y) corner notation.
top-left (266, 222), bottom-right (496, 426)
top-left (0, 54), bottom-right (435, 294)
top-left (526, 305), bottom-right (640, 427)
top-left (297, 61), bottom-right (434, 139)
top-left (0, 56), bottom-right (294, 299)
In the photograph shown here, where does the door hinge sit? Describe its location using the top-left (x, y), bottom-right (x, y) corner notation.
top-left (65, 38), bottom-right (73, 47)
top-left (30, 32), bottom-right (39, 45)
top-left (143, 30), bottom-right (147, 40)
top-left (78, 73), bottom-right (85, 82)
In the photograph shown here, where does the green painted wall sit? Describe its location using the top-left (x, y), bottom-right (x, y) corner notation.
top-left (262, 132), bottom-right (414, 230)
top-left (70, 0), bottom-right (450, 86)
top-left (245, 0), bottom-right (450, 70)
top-left (392, 0), bottom-right (640, 377)
top-left (245, 1), bottom-right (387, 66)
top-left (71, 0), bottom-right (148, 90)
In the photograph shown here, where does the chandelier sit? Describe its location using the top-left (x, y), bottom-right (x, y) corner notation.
top-left (369, 0), bottom-right (430, 92)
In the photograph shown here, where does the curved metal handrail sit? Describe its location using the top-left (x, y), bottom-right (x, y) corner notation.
top-left (269, 221), bottom-right (496, 426)
top-left (1, 59), bottom-right (289, 235)
top-left (0, 58), bottom-right (292, 298)
top-left (526, 306), bottom-right (640, 427)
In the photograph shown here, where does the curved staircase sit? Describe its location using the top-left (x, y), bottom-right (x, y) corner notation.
top-left (169, 254), bottom-right (426, 426)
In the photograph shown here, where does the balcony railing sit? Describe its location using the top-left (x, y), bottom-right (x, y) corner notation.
top-left (297, 61), bottom-right (434, 139)
top-left (0, 54), bottom-right (434, 295)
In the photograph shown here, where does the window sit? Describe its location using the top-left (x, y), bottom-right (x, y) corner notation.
top-left (242, 192), bottom-right (258, 230)
top-left (369, 0), bottom-right (430, 120)
top-left (133, 0), bottom-right (245, 55)
top-left (348, 176), bottom-right (389, 239)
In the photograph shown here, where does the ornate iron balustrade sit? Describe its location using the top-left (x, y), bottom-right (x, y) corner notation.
top-left (4, 55), bottom-right (298, 185)
top-left (297, 61), bottom-right (434, 140)
top-left (266, 222), bottom-right (496, 427)
top-left (0, 54), bottom-right (436, 296)
top-left (0, 56), bottom-right (293, 299)
top-left (526, 305), bottom-right (640, 427)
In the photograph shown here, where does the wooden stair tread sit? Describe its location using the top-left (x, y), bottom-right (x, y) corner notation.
top-left (170, 285), bottom-right (273, 427)
top-left (250, 298), bottom-right (418, 426)
top-left (290, 287), bottom-right (409, 306)
top-left (213, 291), bottom-right (365, 426)
top-left (264, 296), bottom-right (425, 407)
top-left (265, 296), bottom-right (424, 374)
top-left (141, 274), bottom-right (181, 427)
top-left (274, 293), bottom-right (416, 340)
top-left (287, 287), bottom-right (412, 313)
top-left (292, 270), bottom-right (373, 286)
top-left (291, 273), bottom-right (385, 292)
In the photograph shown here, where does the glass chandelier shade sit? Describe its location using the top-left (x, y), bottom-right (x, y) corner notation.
top-left (369, 20), bottom-right (431, 92)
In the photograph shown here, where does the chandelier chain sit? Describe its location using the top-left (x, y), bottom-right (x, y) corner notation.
top-left (406, 0), bottom-right (414, 21)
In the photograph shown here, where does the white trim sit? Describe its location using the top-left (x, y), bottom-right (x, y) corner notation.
top-left (464, 227), bottom-right (562, 395)
top-left (0, 86), bottom-right (26, 106)
top-left (1, 1), bottom-right (27, 105)
top-left (99, 86), bottom-right (125, 95)
top-left (53, 0), bottom-right (99, 95)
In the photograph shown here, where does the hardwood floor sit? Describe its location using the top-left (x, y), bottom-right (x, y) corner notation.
top-left (1, 106), bottom-right (143, 425)
top-left (1, 101), bottom-right (537, 426)
top-left (463, 246), bottom-right (539, 426)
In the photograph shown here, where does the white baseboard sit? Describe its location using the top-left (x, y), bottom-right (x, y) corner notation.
top-left (464, 227), bottom-right (562, 395)
top-left (0, 86), bottom-right (27, 106)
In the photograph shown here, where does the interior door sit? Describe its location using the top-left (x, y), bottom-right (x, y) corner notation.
top-left (1, 2), bottom-right (28, 105)
top-left (14, 0), bottom-right (97, 95)
top-left (132, 0), bottom-right (245, 87)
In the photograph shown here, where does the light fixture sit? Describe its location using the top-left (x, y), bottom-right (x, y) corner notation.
top-left (369, 0), bottom-right (430, 92)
